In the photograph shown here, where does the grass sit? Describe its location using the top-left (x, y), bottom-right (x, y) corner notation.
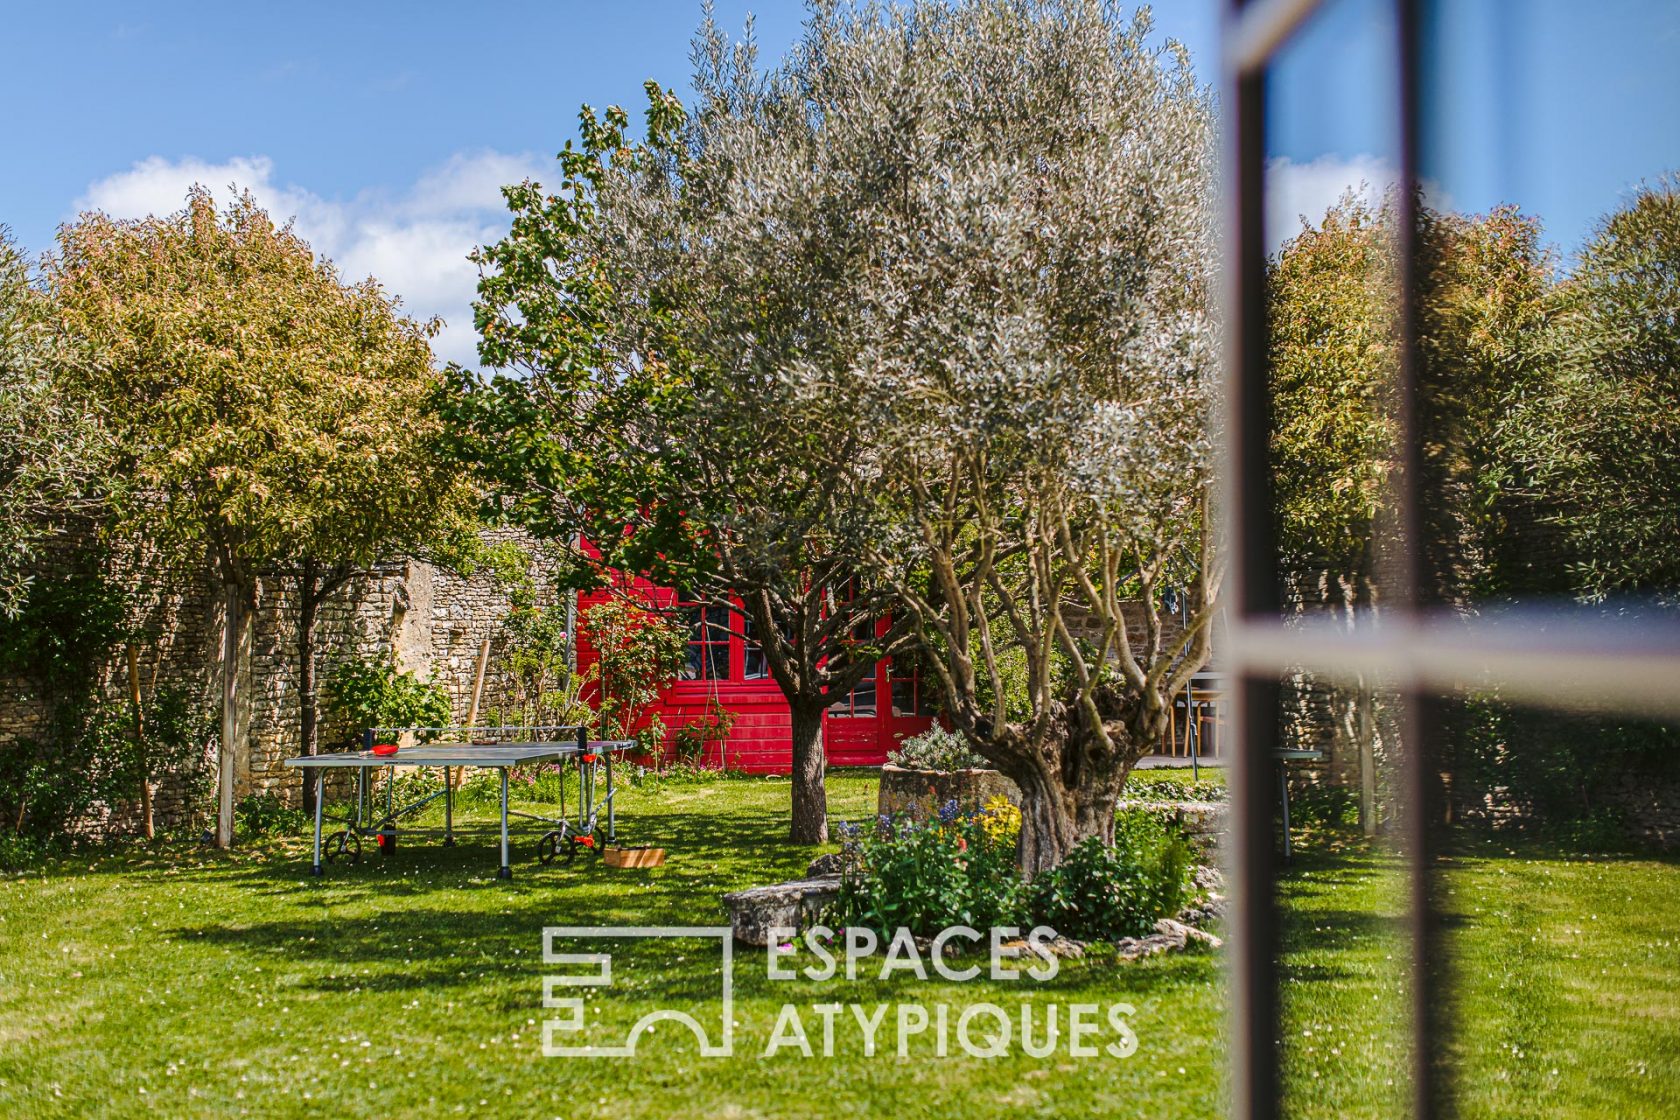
top-left (0, 769), bottom-right (1674, 1119)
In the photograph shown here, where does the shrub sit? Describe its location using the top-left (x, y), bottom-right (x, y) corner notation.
top-left (584, 597), bottom-right (687, 750)
top-left (829, 800), bottom-right (1025, 937)
top-left (1125, 769), bottom-right (1228, 803)
top-left (887, 725), bottom-right (989, 772)
top-left (325, 652), bottom-right (452, 736)
top-left (235, 792), bottom-right (307, 837)
top-left (1027, 812), bottom-right (1193, 940)
top-left (672, 700), bottom-right (736, 768)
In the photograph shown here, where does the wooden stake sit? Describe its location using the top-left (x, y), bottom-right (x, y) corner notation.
top-left (453, 635), bottom-right (493, 791)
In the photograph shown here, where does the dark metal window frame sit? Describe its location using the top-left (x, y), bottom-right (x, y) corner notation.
top-left (1218, 2), bottom-right (1680, 1118)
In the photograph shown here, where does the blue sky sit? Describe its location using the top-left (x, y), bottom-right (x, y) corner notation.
top-left (5, 1), bottom-right (1676, 364)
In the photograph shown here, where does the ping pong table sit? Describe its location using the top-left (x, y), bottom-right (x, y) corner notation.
top-left (284, 726), bottom-right (633, 880)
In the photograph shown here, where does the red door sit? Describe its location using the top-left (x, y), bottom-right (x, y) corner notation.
top-left (824, 665), bottom-right (883, 766)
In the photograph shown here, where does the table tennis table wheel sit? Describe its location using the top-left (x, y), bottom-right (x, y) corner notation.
top-left (537, 830), bottom-right (569, 866)
top-left (324, 830), bottom-right (361, 864)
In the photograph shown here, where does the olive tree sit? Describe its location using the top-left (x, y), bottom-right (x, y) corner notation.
top-left (758, 0), bottom-right (1222, 872)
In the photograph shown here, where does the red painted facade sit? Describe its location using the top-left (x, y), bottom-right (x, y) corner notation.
top-left (574, 581), bottom-right (935, 773)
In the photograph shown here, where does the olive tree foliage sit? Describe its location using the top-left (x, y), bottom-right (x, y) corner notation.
top-left (0, 228), bottom-right (111, 617)
top-left (450, 16), bottom-right (918, 844)
top-left (1505, 178), bottom-right (1680, 602)
top-left (744, 0), bottom-right (1221, 872)
top-left (50, 189), bottom-right (463, 842)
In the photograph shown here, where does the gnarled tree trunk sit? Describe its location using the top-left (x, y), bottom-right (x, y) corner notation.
top-left (1001, 703), bottom-right (1165, 876)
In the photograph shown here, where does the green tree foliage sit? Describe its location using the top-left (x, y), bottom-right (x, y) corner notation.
top-left (1267, 195), bottom-right (1398, 605)
top-left (446, 25), bottom-right (911, 843)
top-left (1268, 195), bottom-right (1552, 609)
top-left (1506, 179), bottom-right (1680, 601)
top-left (49, 189), bottom-right (464, 842)
top-left (0, 228), bottom-right (112, 617)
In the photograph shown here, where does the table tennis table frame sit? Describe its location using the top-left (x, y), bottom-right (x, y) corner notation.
top-left (283, 725), bottom-right (629, 880)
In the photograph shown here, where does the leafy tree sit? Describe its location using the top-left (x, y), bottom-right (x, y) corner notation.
top-left (447, 23), bottom-right (911, 843)
top-left (0, 228), bottom-right (112, 617)
top-left (1506, 178), bottom-right (1680, 601)
top-left (1268, 194), bottom-right (1552, 829)
top-left (49, 189), bottom-right (461, 843)
top-left (1270, 196), bottom-right (1551, 610)
top-left (1268, 195), bottom-right (1398, 612)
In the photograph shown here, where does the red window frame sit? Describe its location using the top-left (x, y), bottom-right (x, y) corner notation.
top-left (679, 599), bottom-right (733, 682)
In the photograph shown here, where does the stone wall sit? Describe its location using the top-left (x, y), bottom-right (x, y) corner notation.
top-left (0, 529), bottom-right (555, 835)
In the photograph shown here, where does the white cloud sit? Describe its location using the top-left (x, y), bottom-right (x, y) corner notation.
top-left (75, 150), bottom-right (552, 366)
top-left (1264, 153), bottom-right (1396, 253)
top-left (1264, 153), bottom-right (1456, 255)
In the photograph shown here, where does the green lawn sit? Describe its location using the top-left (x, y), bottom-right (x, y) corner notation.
top-left (0, 771), bottom-right (1674, 1119)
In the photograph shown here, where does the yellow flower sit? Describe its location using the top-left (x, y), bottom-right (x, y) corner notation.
top-left (979, 795), bottom-right (1022, 846)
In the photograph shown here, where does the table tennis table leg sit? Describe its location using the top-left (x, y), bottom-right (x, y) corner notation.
top-left (311, 778), bottom-right (325, 877)
top-left (497, 767), bottom-right (512, 880)
top-left (443, 768), bottom-right (455, 846)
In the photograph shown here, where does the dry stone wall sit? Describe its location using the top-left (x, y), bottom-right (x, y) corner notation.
top-left (0, 530), bottom-right (555, 834)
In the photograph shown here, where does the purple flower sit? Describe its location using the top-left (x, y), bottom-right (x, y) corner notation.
top-left (938, 799), bottom-right (961, 824)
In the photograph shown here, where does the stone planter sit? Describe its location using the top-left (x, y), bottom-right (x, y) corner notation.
top-left (877, 763), bottom-right (1021, 822)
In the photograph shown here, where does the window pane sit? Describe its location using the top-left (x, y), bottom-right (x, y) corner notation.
top-left (1431, 693), bottom-right (1680, 1118)
top-left (1264, 5), bottom-right (1413, 1115)
top-left (705, 643), bottom-right (730, 681)
top-left (890, 678), bottom-right (917, 717)
top-left (1416, 0), bottom-right (1680, 613)
top-left (849, 678), bottom-right (876, 717)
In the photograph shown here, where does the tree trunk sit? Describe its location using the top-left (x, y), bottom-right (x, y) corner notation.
top-left (299, 559), bottom-right (321, 818)
top-left (217, 580), bottom-right (251, 849)
top-left (1013, 763), bottom-right (1131, 876)
top-left (1009, 710), bottom-right (1157, 876)
top-left (789, 699), bottom-right (828, 844)
top-left (1356, 685), bottom-right (1378, 836)
top-left (127, 643), bottom-right (153, 840)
